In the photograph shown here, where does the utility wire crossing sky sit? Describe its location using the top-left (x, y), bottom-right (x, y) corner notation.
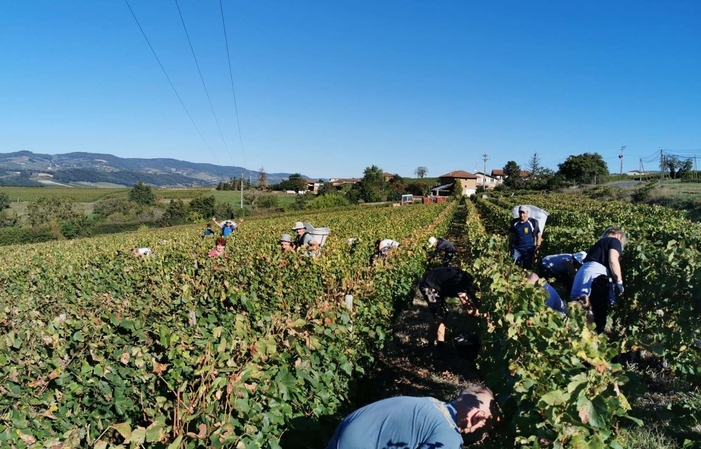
top-left (1, 1), bottom-right (700, 179)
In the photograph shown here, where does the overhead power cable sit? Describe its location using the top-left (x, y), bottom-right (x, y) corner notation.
top-left (219, 0), bottom-right (247, 168)
top-left (174, 0), bottom-right (233, 163)
top-left (123, 0), bottom-right (219, 164)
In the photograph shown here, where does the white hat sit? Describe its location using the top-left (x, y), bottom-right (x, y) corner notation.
top-left (518, 205), bottom-right (530, 213)
top-left (292, 221), bottom-right (306, 230)
top-left (427, 236), bottom-right (437, 248)
top-left (280, 234), bottom-right (292, 243)
top-left (573, 251), bottom-right (587, 264)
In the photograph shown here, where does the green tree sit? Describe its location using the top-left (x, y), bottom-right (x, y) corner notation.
top-left (189, 195), bottom-right (216, 219)
top-left (278, 174), bottom-right (308, 193)
top-left (557, 153), bottom-right (609, 184)
top-left (414, 166), bottom-right (428, 178)
top-left (129, 181), bottom-right (156, 205)
top-left (0, 192), bottom-right (10, 210)
top-left (26, 197), bottom-right (83, 227)
top-left (306, 193), bottom-right (350, 209)
top-left (317, 181), bottom-right (335, 196)
top-left (503, 161), bottom-right (523, 188)
top-left (527, 153), bottom-right (541, 178)
top-left (358, 165), bottom-right (389, 203)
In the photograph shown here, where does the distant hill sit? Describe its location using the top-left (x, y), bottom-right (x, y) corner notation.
top-left (0, 151), bottom-right (305, 187)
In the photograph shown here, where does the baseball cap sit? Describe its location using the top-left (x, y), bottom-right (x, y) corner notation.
top-left (518, 205), bottom-right (529, 213)
top-left (427, 236), bottom-right (437, 248)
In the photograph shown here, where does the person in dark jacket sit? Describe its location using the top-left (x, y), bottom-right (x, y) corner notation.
top-left (427, 236), bottom-right (457, 266)
top-left (419, 267), bottom-right (478, 347)
top-left (508, 205), bottom-right (542, 270)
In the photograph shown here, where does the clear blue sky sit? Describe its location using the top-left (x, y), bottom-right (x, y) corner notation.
top-left (2, 1), bottom-right (700, 179)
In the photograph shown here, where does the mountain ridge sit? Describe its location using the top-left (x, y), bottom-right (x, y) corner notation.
top-left (0, 151), bottom-right (309, 187)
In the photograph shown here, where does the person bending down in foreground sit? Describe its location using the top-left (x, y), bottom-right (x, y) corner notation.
top-left (570, 227), bottom-right (627, 333)
top-left (419, 267), bottom-right (478, 347)
top-left (526, 272), bottom-right (567, 315)
top-left (326, 386), bottom-right (499, 449)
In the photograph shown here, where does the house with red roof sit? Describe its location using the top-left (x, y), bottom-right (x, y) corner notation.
top-left (431, 170), bottom-right (479, 197)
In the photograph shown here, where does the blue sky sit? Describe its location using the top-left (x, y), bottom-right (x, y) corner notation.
top-left (1, 1), bottom-right (700, 179)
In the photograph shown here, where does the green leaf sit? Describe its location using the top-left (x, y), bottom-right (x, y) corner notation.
top-left (540, 390), bottom-right (570, 406)
top-left (167, 435), bottom-right (183, 449)
top-left (111, 422), bottom-right (132, 443)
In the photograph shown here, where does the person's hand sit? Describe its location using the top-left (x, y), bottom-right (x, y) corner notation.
top-left (614, 282), bottom-right (624, 296)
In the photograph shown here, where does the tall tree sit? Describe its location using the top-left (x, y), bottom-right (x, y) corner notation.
top-left (257, 167), bottom-right (268, 190)
top-left (527, 153), bottom-right (541, 178)
top-left (414, 166), bottom-right (428, 178)
top-left (557, 153), bottom-right (609, 184)
top-left (129, 181), bottom-right (156, 205)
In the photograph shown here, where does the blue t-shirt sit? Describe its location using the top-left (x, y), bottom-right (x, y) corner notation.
top-left (326, 397), bottom-right (463, 449)
top-left (509, 218), bottom-right (540, 251)
top-left (221, 224), bottom-right (235, 237)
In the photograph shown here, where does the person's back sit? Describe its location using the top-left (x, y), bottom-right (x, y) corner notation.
top-left (326, 396), bottom-right (462, 449)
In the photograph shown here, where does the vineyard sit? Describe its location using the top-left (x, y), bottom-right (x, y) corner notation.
top-left (0, 194), bottom-right (700, 448)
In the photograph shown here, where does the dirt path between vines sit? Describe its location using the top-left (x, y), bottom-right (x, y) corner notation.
top-left (282, 202), bottom-right (485, 448)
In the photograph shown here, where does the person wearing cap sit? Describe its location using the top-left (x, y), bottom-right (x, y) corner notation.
top-left (326, 385), bottom-right (499, 449)
top-left (279, 234), bottom-right (295, 253)
top-left (292, 221), bottom-right (314, 249)
top-left (212, 217), bottom-right (242, 237)
top-left (427, 236), bottom-right (457, 267)
top-left (369, 239), bottom-right (400, 266)
top-left (540, 251), bottom-right (587, 279)
top-left (508, 206), bottom-right (542, 270)
top-left (571, 227), bottom-right (627, 333)
top-left (419, 267), bottom-right (478, 348)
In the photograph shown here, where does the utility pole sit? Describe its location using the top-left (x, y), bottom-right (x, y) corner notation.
top-left (619, 146), bottom-right (626, 175)
top-left (639, 158), bottom-right (642, 182)
top-left (240, 173), bottom-right (244, 209)
top-left (660, 148), bottom-right (664, 185)
top-left (482, 154), bottom-right (488, 186)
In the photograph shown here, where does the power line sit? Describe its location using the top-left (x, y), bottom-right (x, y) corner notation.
top-left (123, 0), bottom-right (219, 164)
top-left (219, 0), bottom-right (247, 168)
top-left (174, 0), bottom-right (232, 162)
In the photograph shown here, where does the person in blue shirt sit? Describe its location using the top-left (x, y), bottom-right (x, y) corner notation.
top-left (202, 223), bottom-right (215, 239)
top-left (526, 272), bottom-right (567, 315)
top-left (212, 217), bottom-right (241, 237)
top-left (326, 386), bottom-right (498, 449)
top-left (508, 206), bottom-right (542, 270)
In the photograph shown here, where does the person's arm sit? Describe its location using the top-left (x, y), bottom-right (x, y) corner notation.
top-left (608, 249), bottom-right (622, 283)
top-left (212, 217), bottom-right (223, 228)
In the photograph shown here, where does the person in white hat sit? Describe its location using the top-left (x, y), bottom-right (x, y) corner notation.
top-left (279, 233), bottom-right (295, 253)
top-left (292, 221), bottom-right (314, 250)
top-left (212, 217), bottom-right (242, 237)
top-left (326, 385), bottom-right (499, 449)
top-left (427, 236), bottom-right (457, 267)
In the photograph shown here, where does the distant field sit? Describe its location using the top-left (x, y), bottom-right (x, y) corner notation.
top-left (0, 186), bottom-right (128, 202)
